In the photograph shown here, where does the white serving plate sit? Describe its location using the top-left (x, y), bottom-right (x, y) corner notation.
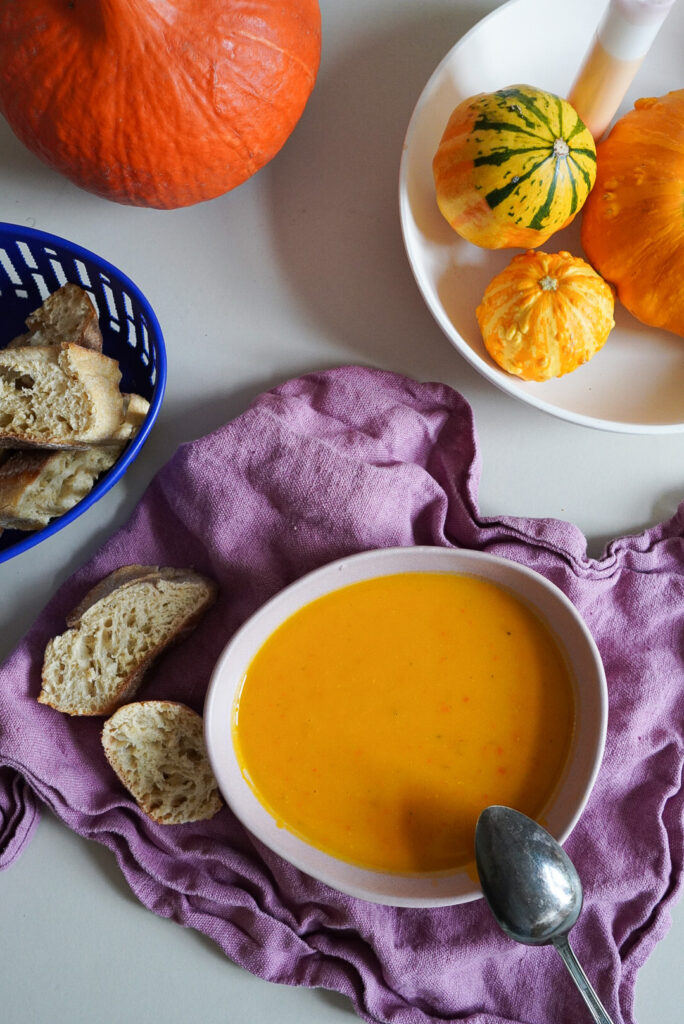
top-left (204, 546), bottom-right (607, 907)
top-left (399, 0), bottom-right (684, 433)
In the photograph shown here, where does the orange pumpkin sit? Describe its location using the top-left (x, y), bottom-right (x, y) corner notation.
top-left (581, 90), bottom-right (684, 337)
top-left (0, 0), bottom-right (321, 209)
top-left (476, 250), bottom-right (614, 382)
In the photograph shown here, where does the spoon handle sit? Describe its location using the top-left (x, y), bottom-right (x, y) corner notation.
top-left (552, 936), bottom-right (616, 1024)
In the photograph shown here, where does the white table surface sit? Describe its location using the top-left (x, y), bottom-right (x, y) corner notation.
top-left (1, 1), bottom-right (682, 1021)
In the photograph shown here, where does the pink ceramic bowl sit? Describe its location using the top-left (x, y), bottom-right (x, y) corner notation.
top-left (204, 546), bottom-right (607, 907)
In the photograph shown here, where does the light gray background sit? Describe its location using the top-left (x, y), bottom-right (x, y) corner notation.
top-left (0, 1), bottom-right (681, 1021)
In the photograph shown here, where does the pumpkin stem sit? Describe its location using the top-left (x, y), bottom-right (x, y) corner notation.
top-left (539, 275), bottom-right (558, 292)
top-left (553, 138), bottom-right (570, 158)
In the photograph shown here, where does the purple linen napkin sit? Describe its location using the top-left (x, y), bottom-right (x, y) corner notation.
top-left (1, 365), bottom-right (682, 1024)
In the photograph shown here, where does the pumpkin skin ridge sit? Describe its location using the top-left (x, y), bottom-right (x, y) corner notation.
top-left (212, 34), bottom-right (311, 127)
top-left (476, 250), bottom-right (615, 382)
top-left (19, 36), bottom-right (259, 205)
top-left (581, 89), bottom-right (684, 336)
top-left (433, 85), bottom-right (597, 250)
top-left (235, 27), bottom-right (318, 87)
top-left (0, 0), bottom-right (322, 209)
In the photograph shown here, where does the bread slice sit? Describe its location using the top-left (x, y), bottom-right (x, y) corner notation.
top-left (0, 446), bottom-right (122, 530)
top-left (115, 392), bottom-right (150, 441)
top-left (0, 343), bottom-right (124, 449)
top-left (8, 283), bottom-right (103, 352)
top-left (39, 566), bottom-right (218, 716)
top-left (0, 392), bottom-right (151, 531)
top-left (102, 701), bottom-right (223, 825)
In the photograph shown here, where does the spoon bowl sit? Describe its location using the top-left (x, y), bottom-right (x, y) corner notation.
top-left (475, 806), bottom-right (615, 1024)
top-left (475, 804), bottom-right (583, 946)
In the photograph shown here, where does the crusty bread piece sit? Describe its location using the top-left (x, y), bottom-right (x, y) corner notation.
top-left (8, 283), bottom-right (103, 352)
top-left (39, 566), bottom-right (218, 716)
top-left (0, 391), bottom-right (151, 531)
top-left (0, 343), bottom-right (124, 449)
top-left (115, 392), bottom-right (150, 441)
top-left (102, 700), bottom-right (223, 825)
top-left (0, 446), bottom-right (122, 530)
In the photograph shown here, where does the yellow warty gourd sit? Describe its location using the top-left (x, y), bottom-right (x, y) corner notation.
top-left (476, 250), bottom-right (615, 382)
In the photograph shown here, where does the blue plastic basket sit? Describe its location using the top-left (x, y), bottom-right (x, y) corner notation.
top-left (0, 222), bottom-right (167, 564)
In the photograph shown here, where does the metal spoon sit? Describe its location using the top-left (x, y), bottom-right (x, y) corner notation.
top-left (474, 805), bottom-right (615, 1024)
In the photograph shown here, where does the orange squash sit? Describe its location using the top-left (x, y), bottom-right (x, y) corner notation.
top-left (581, 90), bottom-right (684, 337)
top-left (0, 0), bottom-right (321, 209)
top-left (476, 250), bottom-right (614, 382)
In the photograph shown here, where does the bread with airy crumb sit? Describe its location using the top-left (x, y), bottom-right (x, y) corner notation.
top-left (0, 392), bottom-right (150, 531)
top-left (102, 700), bottom-right (223, 825)
top-left (0, 447), bottom-right (121, 530)
top-left (8, 283), bottom-right (103, 351)
top-left (0, 343), bottom-right (124, 449)
top-left (39, 566), bottom-right (218, 716)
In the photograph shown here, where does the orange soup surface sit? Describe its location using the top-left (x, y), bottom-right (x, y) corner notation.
top-left (233, 572), bottom-right (576, 874)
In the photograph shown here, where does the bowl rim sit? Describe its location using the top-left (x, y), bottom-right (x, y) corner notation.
top-left (204, 545), bottom-right (608, 906)
top-left (0, 220), bottom-right (167, 564)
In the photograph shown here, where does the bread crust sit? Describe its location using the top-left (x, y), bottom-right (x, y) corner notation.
top-left (101, 700), bottom-right (223, 825)
top-left (0, 288), bottom-right (149, 531)
top-left (65, 565), bottom-right (218, 625)
top-left (39, 565), bottom-right (218, 716)
top-left (0, 391), bottom-right (149, 530)
top-left (114, 393), bottom-right (150, 440)
top-left (8, 283), bottom-right (103, 352)
top-left (0, 343), bottom-right (124, 449)
top-left (0, 449), bottom-right (44, 494)
top-left (0, 447), bottom-right (121, 530)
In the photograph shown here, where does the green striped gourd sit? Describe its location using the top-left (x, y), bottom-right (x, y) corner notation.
top-left (432, 84), bottom-right (597, 249)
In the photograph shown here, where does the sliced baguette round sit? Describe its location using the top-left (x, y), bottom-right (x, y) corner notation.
top-left (102, 701), bottom-right (223, 825)
top-left (39, 565), bottom-right (218, 716)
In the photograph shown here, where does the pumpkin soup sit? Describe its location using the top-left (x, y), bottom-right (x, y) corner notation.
top-left (232, 572), bottom-right (575, 874)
